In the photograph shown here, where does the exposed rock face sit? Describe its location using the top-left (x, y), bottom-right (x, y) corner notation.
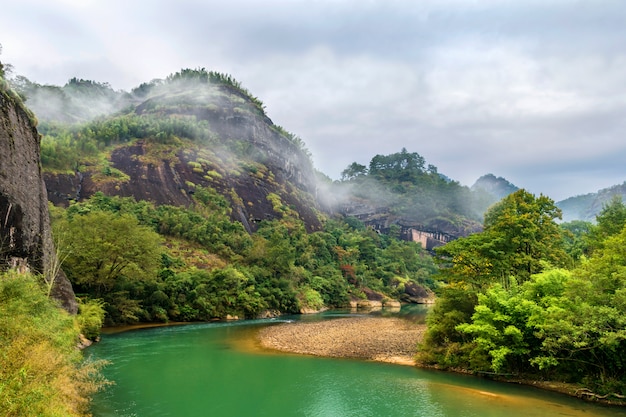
top-left (0, 88), bottom-right (77, 313)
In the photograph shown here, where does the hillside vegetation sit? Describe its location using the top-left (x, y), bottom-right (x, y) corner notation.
top-left (332, 148), bottom-right (489, 237)
top-left (418, 191), bottom-right (626, 400)
top-left (0, 271), bottom-right (107, 417)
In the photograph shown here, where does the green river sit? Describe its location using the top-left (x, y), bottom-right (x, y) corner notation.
top-left (88, 311), bottom-right (624, 417)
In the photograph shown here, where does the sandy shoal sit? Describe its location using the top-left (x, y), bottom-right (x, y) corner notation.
top-left (257, 317), bottom-right (426, 366)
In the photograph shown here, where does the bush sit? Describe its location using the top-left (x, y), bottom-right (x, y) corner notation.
top-left (0, 271), bottom-right (108, 417)
top-left (77, 298), bottom-right (106, 341)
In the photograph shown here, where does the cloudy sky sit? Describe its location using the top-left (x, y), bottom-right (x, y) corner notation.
top-left (2, 0), bottom-right (625, 201)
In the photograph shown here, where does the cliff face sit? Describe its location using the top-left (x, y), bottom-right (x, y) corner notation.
top-left (0, 88), bottom-right (77, 313)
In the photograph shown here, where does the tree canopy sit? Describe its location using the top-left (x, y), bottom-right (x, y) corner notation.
top-left (419, 192), bottom-right (626, 399)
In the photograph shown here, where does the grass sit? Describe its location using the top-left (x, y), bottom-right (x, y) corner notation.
top-left (0, 270), bottom-right (109, 417)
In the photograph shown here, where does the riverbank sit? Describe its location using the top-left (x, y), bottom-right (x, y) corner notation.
top-left (257, 316), bottom-right (625, 407)
top-left (257, 316), bottom-right (426, 365)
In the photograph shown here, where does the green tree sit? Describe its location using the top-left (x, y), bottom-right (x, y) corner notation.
top-left (560, 220), bottom-right (594, 261)
top-left (340, 162), bottom-right (368, 181)
top-left (482, 189), bottom-right (569, 283)
top-left (55, 211), bottom-right (162, 298)
top-left (422, 190), bottom-right (571, 371)
top-left (534, 229), bottom-right (626, 393)
top-left (585, 196), bottom-right (626, 254)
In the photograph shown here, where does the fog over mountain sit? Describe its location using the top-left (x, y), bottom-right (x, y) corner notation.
top-left (2, 1), bottom-right (626, 201)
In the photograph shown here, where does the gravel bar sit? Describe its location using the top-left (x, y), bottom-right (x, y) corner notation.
top-left (257, 317), bottom-right (426, 365)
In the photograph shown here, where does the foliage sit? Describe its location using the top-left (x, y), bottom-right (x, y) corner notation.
top-left (419, 193), bottom-right (626, 396)
top-left (164, 68), bottom-right (266, 115)
top-left (417, 285), bottom-right (478, 369)
top-left (560, 220), bottom-right (594, 261)
top-left (0, 44), bottom-right (5, 79)
top-left (50, 192), bottom-right (437, 325)
top-left (435, 190), bottom-right (569, 290)
top-left (54, 210), bottom-right (163, 298)
top-left (482, 189), bottom-right (570, 282)
top-left (39, 113), bottom-right (214, 171)
top-left (0, 271), bottom-right (108, 417)
top-left (31, 71), bottom-right (440, 327)
top-left (585, 195), bottom-right (626, 253)
top-left (77, 298), bottom-right (106, 341)
top-left (535, 231), bottom-right (626, 392)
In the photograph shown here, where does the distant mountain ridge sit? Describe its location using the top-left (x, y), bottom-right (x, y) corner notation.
top-left (557, 182), bottom-right (626, 222)
top-left (470, 173), bottom-right (626, 223)
top-left (471, 174), bottom-right (519, 206)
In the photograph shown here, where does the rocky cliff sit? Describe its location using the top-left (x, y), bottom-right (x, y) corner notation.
top-left (0, 85), bottom-right (77, 313)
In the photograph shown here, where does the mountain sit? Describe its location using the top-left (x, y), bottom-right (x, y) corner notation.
top-left (470, 173), bottom-right (626, 223)
top-left (19, 66), bottom-right (621, 323)
top-left (557, 182), bottom-right (626, 222)
top-left (327, 150), bottom-right (486, 241)
top-left (38, 69), bottom-right (323, 233)
top-left (471, 174), bottom-right (519, 206)
top-left (0, 77), bottom-right (77, 313)
top-left (31, 70), bottom-right (489, 241)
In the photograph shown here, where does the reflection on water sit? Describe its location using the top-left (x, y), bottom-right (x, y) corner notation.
top-left (89, 310), bottom-right (622, 417)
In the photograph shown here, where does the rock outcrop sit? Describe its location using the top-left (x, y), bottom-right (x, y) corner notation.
top-left (0, 85), bottom-right (77, 313)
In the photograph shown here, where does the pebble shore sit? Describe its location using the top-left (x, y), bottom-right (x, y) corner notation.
top-left (257, 316), bottom-right (427, 365)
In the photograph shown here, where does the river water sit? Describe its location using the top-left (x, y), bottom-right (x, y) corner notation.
top-left (88, 310), bottom-right (623, 417)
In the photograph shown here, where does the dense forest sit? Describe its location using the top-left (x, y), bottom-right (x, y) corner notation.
top-left (50, 190), bottom-right (437, 325)
top-left (418, 191), bottom-right (626, 400)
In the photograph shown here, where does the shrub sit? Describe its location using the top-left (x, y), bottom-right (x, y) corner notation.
top-left (77, 298), bottom-right (106, 341)
top-left (0, 271), bottom-right (108, 416)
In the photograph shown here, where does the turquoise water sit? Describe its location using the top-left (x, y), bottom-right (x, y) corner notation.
top-left (88, 315), bottom-right (623, 417)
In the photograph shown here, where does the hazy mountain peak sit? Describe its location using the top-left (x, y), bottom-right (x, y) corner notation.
top-left (471, 173), bottom-right (519, 201)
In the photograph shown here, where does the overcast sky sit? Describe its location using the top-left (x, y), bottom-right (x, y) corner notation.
top-left (2, 0), bottom-right (625, 201)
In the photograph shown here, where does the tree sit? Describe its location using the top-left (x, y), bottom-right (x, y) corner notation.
top-left (340, 162), bottom-right (367, 180)
top-left (55, 211), bottom-right (163, 298)
top-left (423, 190), bottom-right (571, 371)
top-left (368, 148), bottom-right (426, 183)
top-left (596, 195), bottom-right (626, 237)
top-left (482, 189), bottom-right (569, 283)
top-left (528, 232), bottom-right (626, 395)
top-left (560, 220), bottom-right (594, 261)
top-left (585, 196), bottom-right (626, 253)
top-left (435, 231), bottom-right (501, 291)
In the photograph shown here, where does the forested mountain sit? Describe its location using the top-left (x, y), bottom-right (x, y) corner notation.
top-left (557, 182), bottom-right (626, 222)
top-left (36, 69), bottom-right (322, 233)
top-left (329, 149), bottom-right (488, 240)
